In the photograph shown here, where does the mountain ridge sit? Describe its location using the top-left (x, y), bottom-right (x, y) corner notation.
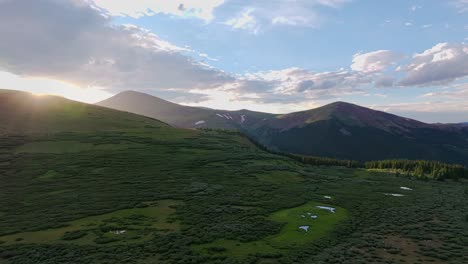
top-left (97, 90), bottom-right (451, 131)
top-left (97, 91), bottom-right (468, 165)
top-left (97, 90), bottom-right (276, 129)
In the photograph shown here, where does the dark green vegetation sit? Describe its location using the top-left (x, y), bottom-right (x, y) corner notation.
top-left (288, 155), bottom-right (467, 180)
top-left (365, 159), bottom-right (468, 180)
top-left (97, 91), bottom-right (468, 166)
top-left (241, 132), bottom-right (468, 180)
top-left (1, 90), bottom-right (468, 263)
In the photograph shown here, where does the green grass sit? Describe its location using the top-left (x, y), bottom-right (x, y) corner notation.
top-left (268, 201), bottom-right (347, 246)
top-left (193, 201), bottom-right (347, 258)
top-left (193, 239), bottom-right (276, 257)
top-left (0, 200), bottom-right (181, 245)
top-left (256, 171), bottom-right (304, 184)
top-left (38, 170), bottom-right (58, 180)
top-left (15, 141), bottom-right (142, 154)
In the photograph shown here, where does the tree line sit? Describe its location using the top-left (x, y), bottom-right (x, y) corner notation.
top-left (197, 128), bottom-right (468, 180)
top-left (364, 159), bottom-right (468, 180)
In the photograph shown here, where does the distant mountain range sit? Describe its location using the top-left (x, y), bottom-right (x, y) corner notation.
top-left (97, 91), bottom-right (275, 129)
top-left (98, 91), bottom-right (468, 165)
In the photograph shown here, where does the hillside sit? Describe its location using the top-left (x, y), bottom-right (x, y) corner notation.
top-left (1, 89), bottom-right (468, 263)
top-left (98, 92), bottom-right (468, 165)
top-left (0, 90), bottom-right (168, 134)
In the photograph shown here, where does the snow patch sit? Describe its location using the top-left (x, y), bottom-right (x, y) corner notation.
top-left (316, 206), bottom-right (336, 213)
top-left (195, 120), bottom-right (206, 125)
top-left (216, 113), bottom-right (234, 120)
top-left (323, 195), bottom-right (332, 199)
top-left (299, 226), bottom-right (310, 232)
top-left (303, 212), bottom-right (318, 219)
top-left (384, 193), bottom-right (405, 197)
top-left (111, 230), bottom-right (126, 235)
top-left (400, 187), bottom-right (413, 191)
top-left (241, 115), bottom-right (246, 123)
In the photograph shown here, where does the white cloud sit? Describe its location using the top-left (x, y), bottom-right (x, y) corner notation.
top-left (374, 76), bottom-right (395, 87)
top-left (399, 43), bottom-right (468, 86)
top-left (377, 101), bottom-right (468, 116)
top-left (223, 0), bottom-right (350, 32)
top-left (91, 0), bottom-right (225, 21)
top-left (198, 53), bottom-right (218, 61)
top-left (224, 8), bottom-right (258, 33)
top-left (225, 67), bottom-right (371, 104)
top-left (0, 0), bottom-right (232, 94)
top-left (410, 5), bottom-right (421, 11)
top-left (315, 0), bottom-right (351, 8)
top-left (351, 50), bottom-right (402, 73)
top-left (451, 0), bottom-right (468, 13)
top-left (272, 16), bottom-right (315, 26)
top-left (422, 82), bottom-right (468, 99)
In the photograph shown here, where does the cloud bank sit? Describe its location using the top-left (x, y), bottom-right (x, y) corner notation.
top-left (91, 0), bottom-right (225, 21)
top-left (0, 0), bottom-right (232, 94)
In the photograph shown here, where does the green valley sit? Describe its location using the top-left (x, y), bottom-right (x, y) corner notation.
top-left (0, 90), bottom-right (467, 264)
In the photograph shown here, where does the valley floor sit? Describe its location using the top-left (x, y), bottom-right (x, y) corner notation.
top-left (1, 129), bottom-right (467, 263)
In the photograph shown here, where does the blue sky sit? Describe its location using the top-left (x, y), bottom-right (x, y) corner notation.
top-left (0, 0), bottom-right (467, 122)
top-left (117, 0), bottom-right (466, 73)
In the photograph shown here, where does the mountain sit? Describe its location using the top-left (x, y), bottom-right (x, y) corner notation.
top-left (98, 91), bottom-right (468, 165)
top-left (251, 102), bottom-right (468, 165)
top-left (97, 90), bottom-right (274, 129)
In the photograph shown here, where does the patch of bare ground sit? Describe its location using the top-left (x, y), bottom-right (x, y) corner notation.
top-left (376, 235), bottom-right (442, 263)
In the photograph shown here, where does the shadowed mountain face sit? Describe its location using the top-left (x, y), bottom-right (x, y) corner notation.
top-left (98, 91), bottom-right (468, 165)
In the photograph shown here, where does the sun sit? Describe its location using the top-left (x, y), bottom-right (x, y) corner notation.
top-left (1, 71), bottom-right (113, 103)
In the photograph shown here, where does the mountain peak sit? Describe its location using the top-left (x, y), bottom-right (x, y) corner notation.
top-left (113, 90), bottom-right (168, 101)
top-left (99, 90), bottom-right (177, 107)
top-left (320, 101), bottom-right (370, 112)
top-left (273, 100), bottom-right (429, 132)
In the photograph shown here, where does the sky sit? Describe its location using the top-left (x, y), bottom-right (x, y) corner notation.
top-left (0, 0), bottom-right (467, 123)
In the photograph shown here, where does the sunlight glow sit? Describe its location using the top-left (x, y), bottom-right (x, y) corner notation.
top-left (0, 71), bottom-right (112, 103)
